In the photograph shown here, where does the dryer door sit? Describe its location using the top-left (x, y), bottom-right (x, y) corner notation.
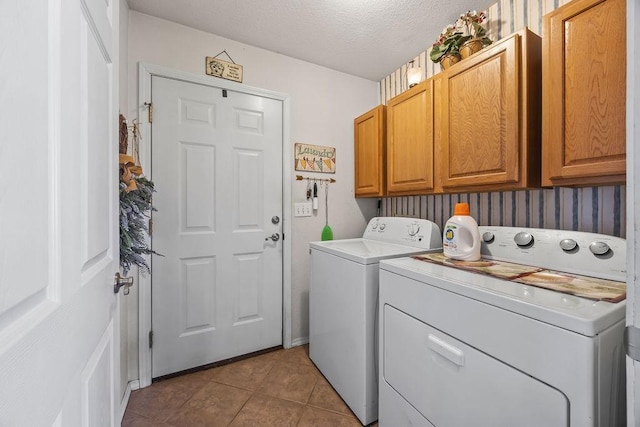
top-left (382, 305), bottom-right (569, 426)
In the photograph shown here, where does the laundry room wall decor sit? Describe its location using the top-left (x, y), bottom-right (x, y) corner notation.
top-left (205, 50), bottom-right (243, 82)
top-left (294, 143), bottom-right (336, 173)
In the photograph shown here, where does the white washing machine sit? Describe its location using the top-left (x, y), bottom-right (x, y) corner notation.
top-left (309, 217), bottom-right (442, 426)
top-left (379, 226), bottom-right (627, 427)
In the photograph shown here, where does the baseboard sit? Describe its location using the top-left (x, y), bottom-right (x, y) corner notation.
top-left (119, 380), bottom-right (140, 422)
top-left (290, 336), bottom-right (309, 347)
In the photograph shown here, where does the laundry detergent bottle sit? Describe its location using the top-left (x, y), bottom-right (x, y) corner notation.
top-left (443, 203), bottom-right (481, 261)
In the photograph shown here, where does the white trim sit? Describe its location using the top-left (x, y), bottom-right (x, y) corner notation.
top-left (290, 336), bottom-right (309, 348)
top-left (282, 96), bottom-right (293, 350)
top-left (118, 379), bottom-right (137, 423)
top-left (137, 62), bottom-right (152, 387)
top-left (137, 62), bottom-right (292, 387)
top-left (627, 0), bottom-right (640, 423)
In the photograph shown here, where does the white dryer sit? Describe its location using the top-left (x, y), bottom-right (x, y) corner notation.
top-left (309, 217), bottom-right (442, 426)
top-left (379, 226), bottom-right (627, 427)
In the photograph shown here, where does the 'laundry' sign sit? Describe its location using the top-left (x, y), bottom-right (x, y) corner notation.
top-left (294, 143), bottom-right (336, 174)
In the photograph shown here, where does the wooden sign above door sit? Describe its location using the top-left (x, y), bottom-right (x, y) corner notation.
top-left (205, 54), bottom-right (243, 83)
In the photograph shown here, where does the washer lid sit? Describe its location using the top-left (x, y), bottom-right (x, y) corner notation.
top-left (380, 257), bottom-right (625, 336)
top-left (310, 239), bottom-right (434, 264)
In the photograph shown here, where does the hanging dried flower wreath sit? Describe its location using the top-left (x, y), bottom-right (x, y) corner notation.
top-left (119, 114), bottom-right (162, 275)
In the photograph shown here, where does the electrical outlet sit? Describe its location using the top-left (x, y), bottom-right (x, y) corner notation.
top-left (294, 202), bottom-right (313, 217)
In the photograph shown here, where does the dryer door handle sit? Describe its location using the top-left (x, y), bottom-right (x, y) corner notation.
top-left (427, 334), bottom-right (465, 367)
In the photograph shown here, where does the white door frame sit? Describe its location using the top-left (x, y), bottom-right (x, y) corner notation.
top-left (136, 62), bottom-right (292, 388)
top-left (627, 0), bottom-right (639, 424)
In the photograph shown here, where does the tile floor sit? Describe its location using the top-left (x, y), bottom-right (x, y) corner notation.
top-left (122, 345), bottom-right (377, 426)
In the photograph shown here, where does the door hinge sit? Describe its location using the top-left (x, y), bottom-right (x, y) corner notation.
top-left (144, 101), bottom-right (153, 123)
top-left (148, 218), bottom-right (153, 237)
top-left (625, 326), bottom-right (640, 361)
top-left (222, 89), bottom-right (227, 98)
top-left (149, 330), bottom-right (154, 349)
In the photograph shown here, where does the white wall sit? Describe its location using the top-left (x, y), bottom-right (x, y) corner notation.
top-left (126, 11), bottom-right (379, 348)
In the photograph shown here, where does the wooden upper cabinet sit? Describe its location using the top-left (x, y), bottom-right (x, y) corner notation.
top-left (387, 79), bottom-right (435, 195)
top-left (437, 28), bottom-right (542, 192)
top-left (354, 105), bottom-right (386, 197)
top-left (542, 0), bottom-right (626, 186)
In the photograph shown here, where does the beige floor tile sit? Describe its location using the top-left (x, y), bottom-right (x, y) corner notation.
top-left (163, 381), bottom-right (251, 426)
top-left (125, 373), bottom-right (209, 422)
top-left (256, 360), bottom-right (319, 404)
top-left (229, 394), bottom-right (304, 427)
top-left (203, 353), bottom-right (277, 390)
top-left (123, 344), bottom-right (365, 426)
top-left (297, 405), bottom-right (363, 427)
top-left (262, 347), bottom-right (286, 359)
top-left (307, 360), bottom-right (329, 385)
top-left (308, 381), bottom-right (354, 416)
top-left (278, 344), bottom-right (314, 367)
top-left (121, 412), bottom-right (173, 427)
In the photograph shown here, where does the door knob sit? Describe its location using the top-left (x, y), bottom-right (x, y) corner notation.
top-left (265, 233), bottom-right (280, 242)
top-left (114, 272), bottom-right (134, 295)
top-left (271, 216), bottom-right (280, 224)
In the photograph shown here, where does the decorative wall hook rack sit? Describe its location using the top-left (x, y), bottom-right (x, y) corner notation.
top-left (296, 175), bottom-right (336, 183)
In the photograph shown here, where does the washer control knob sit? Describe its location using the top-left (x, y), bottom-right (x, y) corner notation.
top-left (559, 239), bottom-right (578, 251)
top-left (589, 241), bottom-right (611, 256)
top-left (408, 224), bottom-right (420, 236)
top-left (379, 223), bottom-right (386, 231)
top-left (482, 232), bottom-right (495, 243)
top-left (371, 222), bottom-right (378, 230)
top-left (514, 232), bottom-right (534, 247)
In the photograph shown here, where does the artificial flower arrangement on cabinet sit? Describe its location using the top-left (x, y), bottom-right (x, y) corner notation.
top-left (119, 114), bottom-right (161, 275)
top-left (430, 10), bottom-right (492, 69)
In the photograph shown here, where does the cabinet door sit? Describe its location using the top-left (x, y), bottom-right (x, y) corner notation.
top-left (355, 105), bottom-right (386, 197)
top-left (439, 33), bottom-right (521, 190)
top-left (387, 80), bottom-right (435, 195)
top-left (542, 0), bottom-right (626, 186)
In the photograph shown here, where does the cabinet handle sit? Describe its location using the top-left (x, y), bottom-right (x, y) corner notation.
top-left (427, 334), bottom-right (465, 367)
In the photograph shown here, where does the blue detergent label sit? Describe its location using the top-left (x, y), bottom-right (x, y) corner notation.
top-left (444, 227), bottom-right (455, 241)
top-left (443, 225), bottom-right (458, 250)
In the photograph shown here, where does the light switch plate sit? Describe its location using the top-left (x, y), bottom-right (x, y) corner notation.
top-left (294, 202), bottom-right (313, 217)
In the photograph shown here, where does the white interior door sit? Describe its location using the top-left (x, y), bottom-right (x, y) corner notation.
top-left (151, 76), bottom-right (283, 377)
top-left (0, 0), bottom-right (120, 425)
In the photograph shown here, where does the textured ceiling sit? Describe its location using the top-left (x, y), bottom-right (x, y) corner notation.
top-left (127, 0), bottom-right (491, 81)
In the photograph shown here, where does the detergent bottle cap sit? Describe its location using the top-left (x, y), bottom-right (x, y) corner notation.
top-left (454, 202), bottom-right (470, 216)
